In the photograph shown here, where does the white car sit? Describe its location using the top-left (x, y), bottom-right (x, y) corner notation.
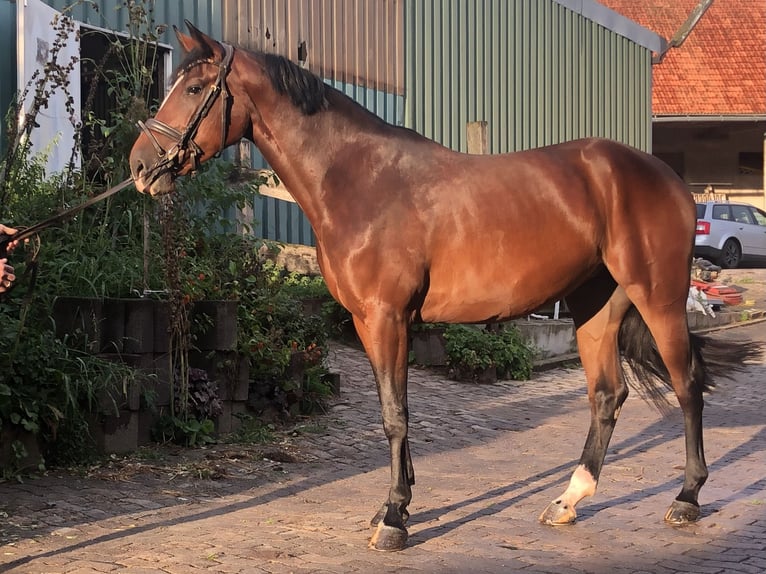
top-left (695, 201), bottom-right (766, 268)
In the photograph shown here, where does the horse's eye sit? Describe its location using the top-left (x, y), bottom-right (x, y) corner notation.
top-left (186, 85), bottom-right (202, 95)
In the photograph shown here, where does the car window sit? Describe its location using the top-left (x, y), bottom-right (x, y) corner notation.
top-left (712, 204), bottom-right (732, 221)
top-left (696, 204), bottom-right (706, 219)
top-left (731, 205), bottom-right (755, 225)
top-left (750, 207), bottom-right (766, 226)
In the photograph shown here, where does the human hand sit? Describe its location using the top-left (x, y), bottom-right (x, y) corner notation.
top-left (0, 258), bottom-right (16, 293)
top-left (0, 224), bottom-right (20, 253)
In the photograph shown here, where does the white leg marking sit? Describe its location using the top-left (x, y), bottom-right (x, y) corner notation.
top-left (560, 464), bottom-right (598, 505)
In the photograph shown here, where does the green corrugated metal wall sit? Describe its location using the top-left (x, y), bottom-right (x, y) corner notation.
top-left (2, 0), bottom-right (659, 246)
top-left (404, 0), bottom-right (653, 152)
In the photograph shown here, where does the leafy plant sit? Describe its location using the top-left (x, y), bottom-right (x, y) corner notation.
top-left (0, 302), bottom-right (139, 474)
top-left (280, 271), bottom-right (331, 300)
top-left (225, 414), bottom-right (275, 444)
top-left (0, 3), bottom-right (158, 473)
top-left (494, 325), bottom-right (535, 381)
top-left (0, 0), bottom-right (344, 470)
top-left (153, 414), bottom-right (216, 448)
top-left (444, 324), bottom-right (534, 382)
top-left (444, 326), bottom-right (496, 373)
top-left (180, 368), bottom-right (223, 421)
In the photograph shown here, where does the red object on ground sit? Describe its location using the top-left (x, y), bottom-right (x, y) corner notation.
top-left (690, 280), bottom-right (744, 306)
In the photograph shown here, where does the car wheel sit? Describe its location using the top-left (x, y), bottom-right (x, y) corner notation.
top-left (719, 238), bottom-right (742, 269)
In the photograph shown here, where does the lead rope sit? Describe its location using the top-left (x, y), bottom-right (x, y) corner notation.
top-left (0, 177), bottom-right (134, 258)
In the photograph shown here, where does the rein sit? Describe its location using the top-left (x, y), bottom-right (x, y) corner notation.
top-left (0, 177), bottom-right (134, 259)
top-left (136, 42), bottom-right (234, 186)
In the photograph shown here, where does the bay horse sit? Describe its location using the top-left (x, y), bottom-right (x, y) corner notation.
top-left (130, 23), bottom-right (759, 551)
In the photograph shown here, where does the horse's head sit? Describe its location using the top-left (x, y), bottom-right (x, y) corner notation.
top-left (130, 21), bottom-right (244, 195)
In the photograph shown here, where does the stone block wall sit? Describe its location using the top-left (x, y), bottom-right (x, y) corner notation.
top-left (53, 297), bottom-right (246, 454)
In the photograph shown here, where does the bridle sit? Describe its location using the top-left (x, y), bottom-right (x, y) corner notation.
top-left (136, 42), bottom-right (235, 186)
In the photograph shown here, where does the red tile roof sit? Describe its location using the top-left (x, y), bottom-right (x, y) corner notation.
top-left (600, 0), bottom-right (766, 116)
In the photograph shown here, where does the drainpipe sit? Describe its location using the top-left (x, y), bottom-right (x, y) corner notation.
top-left (653, 0), bottom-right (714, 64)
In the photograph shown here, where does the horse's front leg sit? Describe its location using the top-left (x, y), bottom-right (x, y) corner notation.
top-left (352, 312), bottom-right (414, 551)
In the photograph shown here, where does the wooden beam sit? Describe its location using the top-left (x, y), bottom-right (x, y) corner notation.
top-left (467, 121), bottom-right (488, 155)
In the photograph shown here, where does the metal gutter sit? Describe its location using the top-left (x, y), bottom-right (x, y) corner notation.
top-left (653, 115), bottom-right (766, 122)
top-left (553, 0), bottom-right (667, 54)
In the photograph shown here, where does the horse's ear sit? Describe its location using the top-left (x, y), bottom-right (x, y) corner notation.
top-left (173, 25), bottom-right (196, 53)
top-left (184, 20), bottom-right (225, 59)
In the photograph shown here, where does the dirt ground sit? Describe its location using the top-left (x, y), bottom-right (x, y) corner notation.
top-left (715, 266), bottom-right (766, 310)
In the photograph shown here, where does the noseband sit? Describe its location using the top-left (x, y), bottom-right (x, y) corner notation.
top-left (137, 42), bottom-right (234, 185)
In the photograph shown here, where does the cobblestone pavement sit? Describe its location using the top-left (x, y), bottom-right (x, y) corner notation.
top-left (1, 322), bottom-right (765, 574)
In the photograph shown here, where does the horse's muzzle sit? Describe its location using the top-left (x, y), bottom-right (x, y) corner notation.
top-left (130, 151), bottom-right (177, 196)
top-left (143, 174), bottom-right (176, 196)
top-left (130, 167), bottom-right (175, 196)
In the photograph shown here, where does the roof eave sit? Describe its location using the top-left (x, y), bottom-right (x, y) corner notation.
top-left (554, 0), bottom-right (667, 53)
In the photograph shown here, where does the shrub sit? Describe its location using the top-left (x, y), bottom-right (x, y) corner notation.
top-left (0, 301), bottom-right (139, 474)
top-left (444, 324), bottom-right (534, 382)
top-left (0, 3), bottom-right (343, 468)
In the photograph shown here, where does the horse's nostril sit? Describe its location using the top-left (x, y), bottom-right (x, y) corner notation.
top-left (132, 158), bottom-right (145, 180)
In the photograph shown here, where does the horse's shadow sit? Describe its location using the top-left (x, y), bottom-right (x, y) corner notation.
top-left (2, 356), bottom-right (763, 566)
top-left (2, 414), bottom-right (762, 569)
top-left (407, 418), bottom-right (766, 546)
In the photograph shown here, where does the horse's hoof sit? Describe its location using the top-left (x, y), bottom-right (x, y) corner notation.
top-left (370, 506), bottom-right (409, 527)
top-left (369, 522), bottom-right (408, 551)
top-left (539, 499), bottom-right (577, 525)
top-left (664, 500), bottom-right (701, 525)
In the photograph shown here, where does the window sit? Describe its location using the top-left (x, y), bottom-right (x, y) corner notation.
top-left (79, 27), bottom-right (170, 178)
top-left (731, 204), bottom-right (755, 225)
top-left (751, 207), bottom-right (766, 226)
top-left (16, 0), bottom-right (171, 177)
top-left (712, 204), bottom-right (731, 221)
top-left (655, 152), bottom-right (685, 179)
top-left (738, 152), bottom-right (764, 175)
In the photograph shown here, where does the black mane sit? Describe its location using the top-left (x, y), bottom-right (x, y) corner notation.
top-left (260, 53), bottom-right (328, 116)
top-left (174, 44), bottom-right (327, 116)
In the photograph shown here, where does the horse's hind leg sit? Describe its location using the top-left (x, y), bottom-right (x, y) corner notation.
top-left (540, 277), bottom-right (631, 525)
top-left (609, 246), bottom-right (707, 523)
top-left (633, 303), bottom-right (707, 524)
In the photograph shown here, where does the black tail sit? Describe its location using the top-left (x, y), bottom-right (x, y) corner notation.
top-left (617, 306), bottom-right (763, 413)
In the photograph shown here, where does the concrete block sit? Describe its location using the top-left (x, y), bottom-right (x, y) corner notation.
top-left (513, 319), bottom-right (577, 359)
top-left (216, 401), bottom-right (249, 435)
top-left (411, 328), bottom-right (447, 366)
top-left (97, 410), bottom-right (139, 454)
top-left (191, 300), bottom-right (238, 351)
top-left (123, 299), bottom-right (155, 354)
top-left (209, 353), bottom-right (250, 402)
top-left (101, 298), bottom-right (126, 353)
top-left (152, 302), bottom-right (171, 353)
top-left (52, 296), bottom-right (104, 353)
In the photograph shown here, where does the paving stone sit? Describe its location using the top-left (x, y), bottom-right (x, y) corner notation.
top-left (1, 323), bottom-right (765, 573)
